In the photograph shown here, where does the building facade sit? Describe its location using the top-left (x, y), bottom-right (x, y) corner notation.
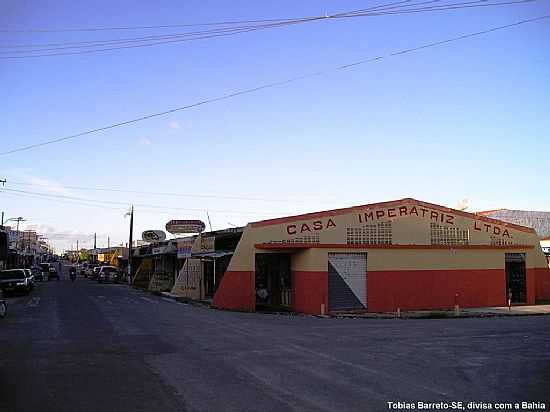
top-left (207, 198), bottom-right (550, 314)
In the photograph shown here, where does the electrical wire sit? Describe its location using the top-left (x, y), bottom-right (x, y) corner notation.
top-left (0, 0), bottom-right (536, 58)
top-left (0, 188), bottom-right (297, 216)
top-left (1, 14), bottom-right (547, 157)
top-left (4, 180), bottom-right (339, 204)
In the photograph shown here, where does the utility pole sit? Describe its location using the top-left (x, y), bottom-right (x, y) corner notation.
top-left (76, 240), bottom-right (79, 263)
top-left (108, 236), bottom-right (110, 249)
top-left (127, 205), bottom-right (134, 283)
top-left (94, 233), bottom-right (97, 249)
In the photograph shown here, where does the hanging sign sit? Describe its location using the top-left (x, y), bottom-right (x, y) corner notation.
top-left (142, 230), bottom-right (166, 242)
top-left (166, 220), bottom-right (206, 234)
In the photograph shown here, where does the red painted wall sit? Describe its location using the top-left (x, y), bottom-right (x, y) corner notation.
top-left (526, 268), bottom-right (536, 305)
top-left (292, 271), bottom-right (328, 315)
top-left (535, 267), bottom-right (550, 302)
top-left (367, 269), bottom-right (507, 312)
top-left (212, 271), bottom-right (255, 312)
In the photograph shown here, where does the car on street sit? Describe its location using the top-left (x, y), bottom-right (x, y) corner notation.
top-left (98, 266), bottom-right (120, 283)
top-left (46, 265), bottom-right (60, 281)
top-left (90, 266), bottom-right (101, 280)
top-left (32, 265), bottom-right (43, 281)
top-left (0, 289), bottom-right (6, 318)
top-left (0, 269), bottom-right (34, 295)
top-left (84, 264), bottom-right (97, 278)
top-left (24, 269), bottom-right (35, 290)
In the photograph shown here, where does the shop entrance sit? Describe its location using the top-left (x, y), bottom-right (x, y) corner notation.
top-left (255, 253), bottom-right (291, 310)
top-left (505, 253), bottom-right (526, 304)
top-left (328, 252), bottom-right (367, 311)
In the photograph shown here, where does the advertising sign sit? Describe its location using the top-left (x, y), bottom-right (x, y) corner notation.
top-left (166, 220), bottom-right (206, 234)
top-left (200, 236), bottom-right (215, 253)
top-left (177, 238), bottom-right (195, 259)
top-left (142, 230), bottom-right (166, 242)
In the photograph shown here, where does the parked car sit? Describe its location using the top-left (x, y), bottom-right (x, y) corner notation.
top-left (0, 289), bottom-right (6, 318)
top-left (98, 266), bottom-right (120, 283)
top-left (0, 269), bottom-right (34, 295)
top-left (24, 269), bottom-right (35, 290)
top-left (32, 265), bottom-right (43, 281)
top-left (90, 266), bottom-right (101, 280)
top-left (84, 264), bottom-right (97, 278)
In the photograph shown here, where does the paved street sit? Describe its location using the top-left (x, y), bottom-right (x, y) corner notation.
top-left (1, 267), bottom-right (550, 412)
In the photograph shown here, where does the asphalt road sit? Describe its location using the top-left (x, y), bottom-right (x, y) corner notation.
top-left (1, 266), bottom-right (550, 412)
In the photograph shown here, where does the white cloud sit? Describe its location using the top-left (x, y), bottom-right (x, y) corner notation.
top-left (137, 137), bottom-right (152, 145)
top-left (168, 120), bottom-right (181, 129)
top-left (19, 174), bottom-right (71, 195)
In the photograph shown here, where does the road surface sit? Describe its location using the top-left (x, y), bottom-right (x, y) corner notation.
top-left (1, 267), bottom-right (549, 412)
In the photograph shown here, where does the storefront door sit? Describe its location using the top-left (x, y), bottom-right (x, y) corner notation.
top-left (505, 253), bottom-right (526, 304)
top-left (255, 253), bottom-right (291, 309)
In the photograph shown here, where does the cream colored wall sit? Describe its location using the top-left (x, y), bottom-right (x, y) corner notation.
top-left (227, 200), bottom-right (546, 272)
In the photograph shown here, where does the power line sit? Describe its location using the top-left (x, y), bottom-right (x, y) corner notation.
top-left (0, 0), bottom-right (536, 58)
top-left (0, 1), bottom-right (436, 33)
top-left (0, 188), bottom-right (296, 216)
top-left (1, 14), bottom-right (548, 156)
top-left (5, 180), bottom-right (339, 204)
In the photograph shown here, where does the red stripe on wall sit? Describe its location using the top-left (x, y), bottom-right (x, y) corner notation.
top-left (212, 271), bottom-right (255, 312)
top-left (255, 243), bottom-right (534, 250)
top-left (367, 268), bottom-right (511, 312)
top-left (292, 271), bottom-right (327, 315)
top-left (535, 267), bottom-right (550, 302)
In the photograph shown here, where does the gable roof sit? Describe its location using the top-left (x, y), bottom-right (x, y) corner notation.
top-left (251, 198), bottom-right (536, 234)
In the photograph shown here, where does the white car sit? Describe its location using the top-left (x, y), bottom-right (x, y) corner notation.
top-left (98, 266), bottom-right (120, 283)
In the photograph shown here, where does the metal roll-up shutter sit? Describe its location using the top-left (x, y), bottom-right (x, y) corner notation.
top-left (328, 252), bottom-right (367, 311)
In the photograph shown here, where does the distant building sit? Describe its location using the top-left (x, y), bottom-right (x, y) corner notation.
top-left (477, 209), bottom-right (550, 238)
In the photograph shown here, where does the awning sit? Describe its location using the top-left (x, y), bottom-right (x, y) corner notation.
top-left (191, 251), bottom-right (234, 259)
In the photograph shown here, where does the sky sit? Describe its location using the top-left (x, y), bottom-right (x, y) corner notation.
top-left (1, 0), bottom-right (549, 252)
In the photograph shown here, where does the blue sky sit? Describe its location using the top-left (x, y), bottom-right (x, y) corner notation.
top-left (1, 0), bottom-right (549, 251)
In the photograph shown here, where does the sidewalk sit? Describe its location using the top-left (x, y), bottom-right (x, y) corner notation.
top-left (333, 305), bottom-right (550, 319)
top-left (158, 290), bottom-right (550, 319)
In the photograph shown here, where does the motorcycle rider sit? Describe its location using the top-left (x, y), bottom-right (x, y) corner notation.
top-left (69, 265), bottom-right (76, 282)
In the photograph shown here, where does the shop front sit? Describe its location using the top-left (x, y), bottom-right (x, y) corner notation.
top-left (212, 198), bottom-right (550, 314)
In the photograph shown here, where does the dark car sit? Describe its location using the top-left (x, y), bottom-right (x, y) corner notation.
top-left (0, 289), bottom-right (6, 318)
top-left (98, 266), bottom-right (120, 283)
top-left (0, 269), bottom-right (34, 295)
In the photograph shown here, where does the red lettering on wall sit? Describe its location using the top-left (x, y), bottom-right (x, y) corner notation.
top-left (493, 226), bottom-right (501, 235)
top-left (287, 225), bottom-right (296, 235)
top-left (313, 221), bottom-right (323, 230)
top-left (446, 215), bottom-right (455, 225)
top-left (399, 207), bottom-right (408, 216)
top-left (376, 210), bottom-right (385, 219)
top-left (503, 229), bottom-right (511, 238)
top-left (474, 221), bottom-right (482, 231)
top-left (326, 218), bottom-right (336, 229)
top-left (430, 211), bottom-right (438, 221)
top-left (364, 211), bottom-right (374, 221)
top-left (410, 206), bottom-right (419, 216)
top-left (388, 208), bottom-right (396, 218)
top-left (484, 224), bottom-right (491, 233)
top-left (301, 223), bottom-right (311, 233)
top-left (358, 214), bottom-right (363, 224)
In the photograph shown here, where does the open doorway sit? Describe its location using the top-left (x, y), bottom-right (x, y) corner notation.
top-left (505, 253), bottom-right (526, 304)
top-left (255, 253), bottom-right (291, 311)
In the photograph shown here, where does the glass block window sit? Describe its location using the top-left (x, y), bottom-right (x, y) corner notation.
top-left (490, 236), bottom-right (514, 246)
top-left (269, 235), bottom-right (320, 244)
top-left (346, 222), bottom-right (392, 245)
top-left (430, 223), bottom-right (469, 245)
